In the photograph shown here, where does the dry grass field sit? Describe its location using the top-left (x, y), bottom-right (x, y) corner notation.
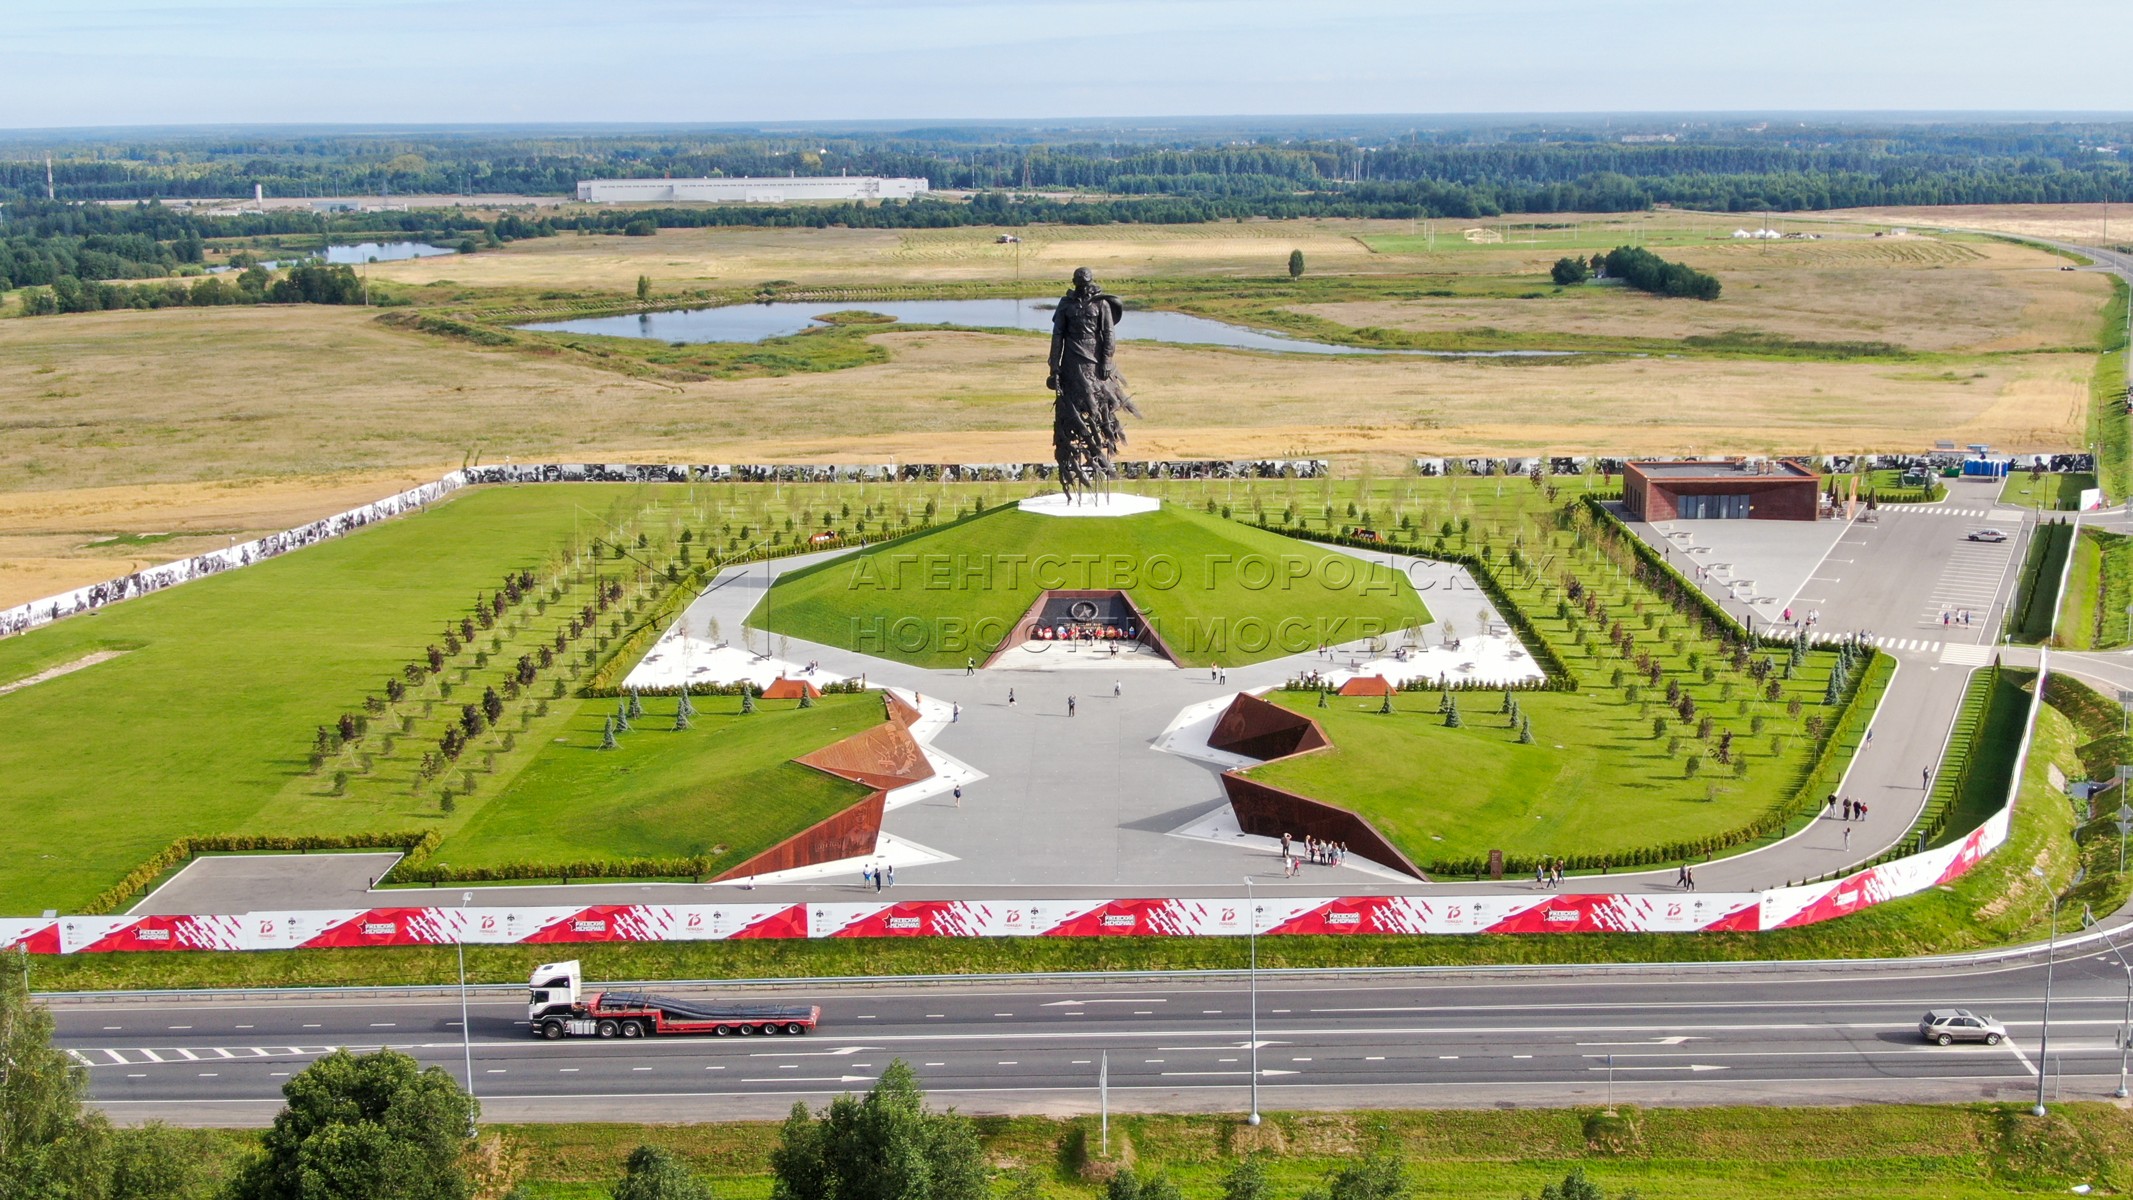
top-left (1818, 203), bottom-right (2128, 245)
top-left (1298, 237), bottom-right (2108, 353)
top-left (0, 211), bottom-right (2110, 604)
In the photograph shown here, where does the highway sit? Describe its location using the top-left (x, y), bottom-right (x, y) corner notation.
top-left (46, 944), bottom-right (2133, 1125)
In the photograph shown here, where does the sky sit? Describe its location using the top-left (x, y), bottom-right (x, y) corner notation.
top-left (5, 0), bottom-right (2127, 129)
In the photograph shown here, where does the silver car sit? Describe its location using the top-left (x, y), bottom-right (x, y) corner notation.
top-left (1966, 529), bottom-right (2008, 543)
top-left (1919, 1008), bottom-right (2006, 1045)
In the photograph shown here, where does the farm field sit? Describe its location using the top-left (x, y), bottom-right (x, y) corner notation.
top-left (1818, 202), bottom-right (2130, 246)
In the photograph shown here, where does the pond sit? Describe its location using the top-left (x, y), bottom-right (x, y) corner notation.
top-left (517, 298), bottom-right (1569, 357)
top-left (322, 241), bottom-right (459, 264)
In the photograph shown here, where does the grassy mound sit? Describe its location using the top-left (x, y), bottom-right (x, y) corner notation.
top-left (751, 503), bottom-right (1426, 668)
top-left (430, 694), bottom-right (870, 878)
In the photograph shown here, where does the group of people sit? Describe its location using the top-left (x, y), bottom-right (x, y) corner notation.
top-left (1941, 609), bottom-right (1975, 627)
top-left (1534, 858), bottom-right (1570, 888)
top-left (1829, 795), bottom-right (1871, 822)
top-left (860, 861), bottom-right (896, 891)
top-left (1278, 833), bottom-right (1349, 876)
top-left (1674, 863), bottom-right (1698, 891)
top-left (1032, 621), bottom-right (1138, 643)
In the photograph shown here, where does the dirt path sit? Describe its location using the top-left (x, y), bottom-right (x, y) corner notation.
top-left (0, 650), bottom-right (130, 698)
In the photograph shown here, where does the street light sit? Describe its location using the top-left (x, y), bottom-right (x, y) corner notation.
top-left (458, 890), bottom-right (474, 1095)
top-left (2031, 865), bottom-right (2084, 1115)
top-left (1243, 875), bottom-right (1260, 1126)
top-left (2096, 920), bottom-right (2133, 1100)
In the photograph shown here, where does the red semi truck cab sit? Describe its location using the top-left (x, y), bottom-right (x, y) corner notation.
top-left (527, 959), bottom-right (821, 1040)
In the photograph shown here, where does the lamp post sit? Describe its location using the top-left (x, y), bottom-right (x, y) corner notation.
top-left (1244, 875), bottom-right (1260, 1126)
top-left (2032, 866), bottom-right (2084, 1115)
top-left (458, 890), bottom-right (474, 1095)
top-left (2097, 921), bottom-right (2133, 1100)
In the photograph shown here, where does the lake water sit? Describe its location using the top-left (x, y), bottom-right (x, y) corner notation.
top-left (323, 241), bottom-right (458, 264)
top-left (517, 298), bottom-right (1568, 357)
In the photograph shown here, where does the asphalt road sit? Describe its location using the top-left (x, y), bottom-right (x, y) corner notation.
top-left (47, 945), bottom-right (2133, 1125)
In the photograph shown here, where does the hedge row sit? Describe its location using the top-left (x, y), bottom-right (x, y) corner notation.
top-left (84, 831), bottom-right (437, 915)
top-left (389, 855), bottom-right (720, 885)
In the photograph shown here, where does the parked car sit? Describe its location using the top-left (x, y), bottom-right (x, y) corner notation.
top-left (1919, 1009), bottom-right (2007, 1045)
top-left (1966, 528), bottom-right (2008, 542)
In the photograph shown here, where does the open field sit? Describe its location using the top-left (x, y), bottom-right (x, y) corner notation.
top-left (0, 306), bottom-right (2093, 502)
top-left (0, 483), bottom-right (695, 912)
top-left (1295, 238), bottom-right (2109, 354)
top-left (432, 693), bottom-right (868, 876)
top-left (142, 1102), bottom-right (2133, 1200)
top-left (1818, 203), bottom-right (2130, 246)
top-left (754, 503), bottom-right (1426, 668)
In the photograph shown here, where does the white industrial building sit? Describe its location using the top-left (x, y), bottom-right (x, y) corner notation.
top-left (575, 176), bottom-right (930, 203)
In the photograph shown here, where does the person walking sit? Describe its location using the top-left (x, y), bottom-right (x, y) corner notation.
top-left (1113, 680), bottom-right (1122, 698)
top-left (966, 656), bottom-right (975, 676)
top-left (1067, 695), bottom-right (1077, 717)
top-left (1842, 798), bottom-right (1852, 821)
top-left (1843, 826), bottom-right (1852, 851)
top-left (1007, 688), bottom-right (1016, 708)
top-left (1685, 865), bottom-right (1696, 892)
top-left (1281, 831), bottom-right (1292, 859)
top-left (1676, 862), bottom-right (1689, 889)
top-left (885, 863), bottom-right (895, 888)
top-left (862, 864), bottom-right (874, 890)
top-left (1922, 766), bottom-right (1931, 790)
top-left (951, 702), bottom-right (960, 723)
top-left (953, 783), bottom-right (963, 807)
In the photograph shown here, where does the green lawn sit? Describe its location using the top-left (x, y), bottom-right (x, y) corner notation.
top-left (428, 694), bottom-right (868, 877)
top-left (1999, 470), bottom-right (2096, 510)
top-left (1917, 668), bottom-right (2033, 851)
top-left (1248, 678), bottom-right (1836, 874)
top-left (0, 485), bottom-right (685, 913)
top-left (753, 503), bottom-right (1426, 668)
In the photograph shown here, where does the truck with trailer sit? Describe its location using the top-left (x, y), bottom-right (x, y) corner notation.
top-left (526, 959), bottom-right (821, 1039)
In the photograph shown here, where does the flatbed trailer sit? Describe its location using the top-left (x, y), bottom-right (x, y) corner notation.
top-left (526, 959), bottom-right (821, 1039)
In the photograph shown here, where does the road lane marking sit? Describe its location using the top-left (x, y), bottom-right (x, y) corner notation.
top-left (1589, 1063), bottom-right (1728, 1072)
top-left (2005, 1041), bottom-right (2040, 1077)
top-left (101, 1049), bottom-right (127, 1064)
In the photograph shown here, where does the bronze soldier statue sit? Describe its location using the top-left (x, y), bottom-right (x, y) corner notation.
top-left (1046, 267), bottom-right (1141, 501)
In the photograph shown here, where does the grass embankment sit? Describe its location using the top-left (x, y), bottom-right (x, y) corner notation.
top-left (1250, 671), bottom-right (1843, 873)
top-left (753, 503), bottom-right (1426, 669)
top-left (1999, 471), bottom-right (2096, 510)
top-left (2089, 276), bottom-right (2131, 501)
top-left (149, 1102), bottom-right (2133, 1200)
top-left (2056, 527), bottom-right (2133, 649)
top-left (1912, 668), bottom-right (2032, 851)
top-left (427, 694), bottom-right (869, 879)
top-left (2006, 520), bottom-right (2074, 644)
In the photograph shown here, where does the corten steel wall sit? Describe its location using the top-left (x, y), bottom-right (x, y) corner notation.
top-left (714, 701), bottom-right (933, 881)
top-left (1207, 692), bottom-right (1330, 761)
top-left (1624, 464), bottom-right (1820, 522)
top-left (1220, 774), bottom-right (1427, 880)
top-left (716, 791), bottom-right (887, 881)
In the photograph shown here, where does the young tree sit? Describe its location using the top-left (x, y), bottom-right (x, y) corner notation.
top-left (614, 1145), bottom-right (714, 1200)
top-left (600, 715), bottom-right (618, 751)
top-left (768, 1061), bottom-right (986, 1200)
top-left (1537, 1166), bottom-right (1611, 1200)
top-left (0, 949), bottom-right (112, 1196)
top-left (229, 1048), bottom-right (478, 1200)
top-left (1287, 249), bottom-right (1305, 279)
top-left (636, 274), bottom-right (652, 300)
top-left (1222, 1156), bottom-right (1272, 1200)
top-left (1302, 1152), bottom-right (1410, 1200)
top-left (1550, 256), bottom-right (1590, 285)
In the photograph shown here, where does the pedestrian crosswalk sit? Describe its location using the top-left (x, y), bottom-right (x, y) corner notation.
top-left (67, 1045), bottom-right (338, 1067)
top-left (1875, 505), bottom-right (2025, 521)
top-left (1763, 632), bottom-right (2001, 661)
top-left (1939, 643), bottom-right (1996, 666)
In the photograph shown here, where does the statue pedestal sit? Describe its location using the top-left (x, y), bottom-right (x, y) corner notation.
top-left (1016, 493), bottom-right (1160, 518)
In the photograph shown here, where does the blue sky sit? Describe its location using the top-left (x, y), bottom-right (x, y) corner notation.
top-left (5, 0), bottom-right (2125, 129)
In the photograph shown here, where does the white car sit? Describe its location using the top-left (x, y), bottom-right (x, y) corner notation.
top-left (1919, 1008), bottom-right (2007, 1045)
top-left (1966, 528), bottom-right (2008, 543)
